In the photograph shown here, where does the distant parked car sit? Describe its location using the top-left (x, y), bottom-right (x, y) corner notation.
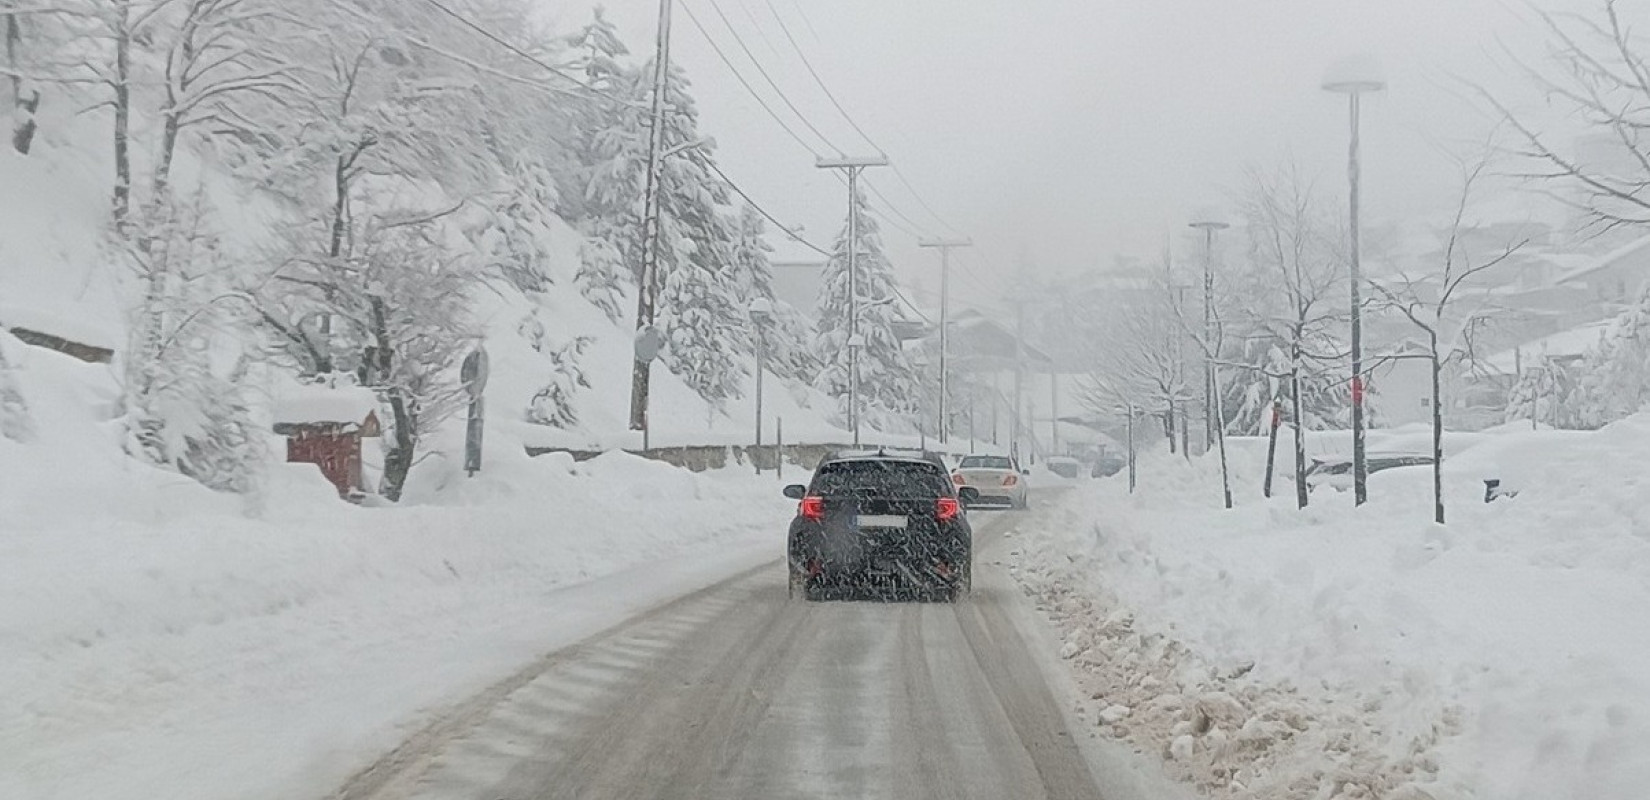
top-left (951, 455), bottom-right (1030, 508)
top-left (1305, 452), bottom-right (1434, 492)
top-left (1044, 457), bottom-right (1083, 479)
top-left (1090, 454), bottom-right (1126, 478)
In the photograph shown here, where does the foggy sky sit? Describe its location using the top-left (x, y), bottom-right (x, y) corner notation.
top-left (569, 0), bottom-right (1580, 308)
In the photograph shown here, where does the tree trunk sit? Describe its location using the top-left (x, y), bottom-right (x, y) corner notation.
top-left (1292, 367), bottom-right (1308, 509)
top-left (330, 154), bottom-right (350, 259)
top-left (369, 295), bottom-right (415, 502)
top-left (1165, 404), bottom-right (1177, 454)
top-left (1213, 366), bottom-right (1233, 508)
top-left (112, 0), bottom-right (132, 231)
top-left (5, 11), bottom-right (37, 155)
top-left (1431, 332), bottom-right (1445, 524)
top-left (1263, 400), bottom-right (1280, 498)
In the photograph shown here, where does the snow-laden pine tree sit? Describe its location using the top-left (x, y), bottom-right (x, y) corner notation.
top-left (562, 7), bottom-right (639, 319)
top-left (519, 309), bottom-right (593, 429)
top-left (1561, 287), bottom-right (1650, 428)
top-left (727, 203), bottom-right (818, 383)
top-left (574, 52), bottom-right (750, 407)
top-left (813, 186), bottom-right (921, 427)
top-left (0, 331), bottom-right (34, 442)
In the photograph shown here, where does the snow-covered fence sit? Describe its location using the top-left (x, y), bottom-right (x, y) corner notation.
top-left (525, 442), bottom-right (984, 474)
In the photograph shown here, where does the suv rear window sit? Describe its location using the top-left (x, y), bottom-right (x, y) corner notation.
top-left (958, 456), bottom-right (1013, 470)
top-left (812, 460), bottom-right (953, 497)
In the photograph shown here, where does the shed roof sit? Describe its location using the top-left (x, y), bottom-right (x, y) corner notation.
top-left (273, 381), bottom-right (380, 426)
top-left (1555, 233), bottom-right (1650, 286)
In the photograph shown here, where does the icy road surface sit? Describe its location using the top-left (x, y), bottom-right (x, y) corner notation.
top-left (331, 492), bottom-right (1141, 800)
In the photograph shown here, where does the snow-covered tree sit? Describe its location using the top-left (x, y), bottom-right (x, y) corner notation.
top-left (727, 203), bottom-right (815, 382)
top-left (1075, 257), bottom-right (1197, 455)
top-left (1369, 152), bottom-right (1524, 523)
top-left (813, 185), bottom-right (920, 426)
top-left (2, 1), bottom-right (43, 154)
top-left (520, 314), bottom-right (593, 429)
top-left (121, 190), bottom-right (266, 495)
top-left (1230, 164), bottom-right (1352, 508)
top-left (571, 51), bottom-right (751, 406)
top-left (0, 330), bottom-right (33, 442)
top-left (1478, 0), bottom-right (1650, 234)
top-left (1561, 286), bottom-right (1650, 427)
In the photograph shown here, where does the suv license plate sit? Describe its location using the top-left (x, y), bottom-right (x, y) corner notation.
top-left (856, 515), bottom-right (907, 529)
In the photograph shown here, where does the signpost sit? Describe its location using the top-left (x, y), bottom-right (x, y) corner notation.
top-left (461, 345), bottom-right (490, 477)
top-left (634, 325), bottom-right (665, 450)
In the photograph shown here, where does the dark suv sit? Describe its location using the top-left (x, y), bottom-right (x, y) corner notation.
top-left (784, 451), bottom-right (976, 602)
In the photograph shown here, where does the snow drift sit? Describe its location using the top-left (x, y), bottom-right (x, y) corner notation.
top-left (1005, 418), bottom-right (1650, 800)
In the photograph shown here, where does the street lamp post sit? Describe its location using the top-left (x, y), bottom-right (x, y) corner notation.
top-left (1323, 55), bottom-right (1386, 507)
top-left (749, 297), bottom-right (773, 474)
top-left (918, 237), bottom-right (972, 446)
top-left (1190, 216), bottom-right (1232, 509)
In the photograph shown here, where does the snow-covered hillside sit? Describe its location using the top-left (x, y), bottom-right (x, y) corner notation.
top-left (0, 280), bottom-right (807, 798)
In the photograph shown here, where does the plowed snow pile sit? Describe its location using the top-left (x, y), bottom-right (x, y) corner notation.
top-left (1004, 416), bottom-right (1650, 800)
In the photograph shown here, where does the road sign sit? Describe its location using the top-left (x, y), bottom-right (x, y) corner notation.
top-left (461, 346), bottom-right (490, 400)
top-left (634, 325), bottom-right (665, 363)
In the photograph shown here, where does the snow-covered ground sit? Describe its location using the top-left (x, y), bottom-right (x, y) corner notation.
top-left (0, 328), bottom-right (797, 800)
top-left (2, 430), bottom-right (790, 800)
top-left (1002, 418), bottom-right (1650, 800)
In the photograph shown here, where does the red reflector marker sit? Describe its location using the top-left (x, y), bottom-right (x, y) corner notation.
top-left (800, 495), bottom-right (825, 521)
top-left (936, 497), bottom-right (960, 521)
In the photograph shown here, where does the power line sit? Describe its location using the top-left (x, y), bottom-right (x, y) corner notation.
top-left (414, 0), bottom-right (617, 101)
top-left (759, 0), bottom-right (964, 236)
top-left (678, 1), bottom-right (822, 158)
top-left (892, 165), bottom-right (965, 235)
top-left (703, 159), bottom-right (831, 258)
top-left (786, 0), bottom-right (820, 42)
top-left (865, 179), bottom-right (934, 238)
top-left (760, 0), bottom-right (879, 150)
top-left (698, 0), bottom-right (841, 153)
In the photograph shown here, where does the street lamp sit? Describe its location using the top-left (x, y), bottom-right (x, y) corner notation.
top-left (1189, 214), bottom-right (1232, 509)
top-left (918, 237), bottom-right (972, 446)
top-left (1323, 54), bottom-right (1385, 507)
top-left (749, 296), bottom-right (774, 474)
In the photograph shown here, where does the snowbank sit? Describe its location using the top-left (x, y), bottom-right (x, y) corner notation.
top-left (1, 333), bottom-right (795, 800)
top-left (1004, 419), bottom-right (1650, 800)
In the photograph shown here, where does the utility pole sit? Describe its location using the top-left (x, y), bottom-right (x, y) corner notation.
top-left (1012, 298), bottom-right (1025, 463)
top-left (918, 237), bottom-right (971, 446)
top-left (1191, 218), bottom-right (1232, 508)
top-left (1049, 372), bottom-right (1059, 454)
top-left (817, 155), bottom-right (888, 448)
top-left (627, 0), bottom-right (675, 437)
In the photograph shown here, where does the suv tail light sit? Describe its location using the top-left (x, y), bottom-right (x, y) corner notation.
top-left (951, 473), bottom-right (966, 485)
top-left (799, 495), bottom-right (825, 521)
top-left (935, 496), bottom-right (960, 521)
top-left (1002, 473), bottom-right (1018, 487)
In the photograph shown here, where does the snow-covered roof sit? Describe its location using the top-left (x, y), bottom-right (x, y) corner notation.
top-left (1479, 319), bottom-right (1614, 374)
top-left (0, 301), bottom-right (120, 351)
top-left (272, 381), bottom-right (380, 426)
top-left (1554, 233), bottom-right (1650, 286)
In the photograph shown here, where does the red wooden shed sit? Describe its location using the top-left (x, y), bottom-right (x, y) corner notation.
top-left (273, 383), bottom-right (382, 498)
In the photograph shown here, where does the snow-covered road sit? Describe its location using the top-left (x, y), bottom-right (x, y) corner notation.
top-left (326, 495), bottom-right (1187, 800)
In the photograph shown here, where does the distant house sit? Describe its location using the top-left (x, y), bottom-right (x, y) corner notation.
top-left (1555, 233), bottom-right (1650, 311)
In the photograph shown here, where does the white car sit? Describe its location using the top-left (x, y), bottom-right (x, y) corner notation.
top-left (1305, 452), bottom-right (1434, 492)
top-left (951, 455), bottom-right (1030, 509)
